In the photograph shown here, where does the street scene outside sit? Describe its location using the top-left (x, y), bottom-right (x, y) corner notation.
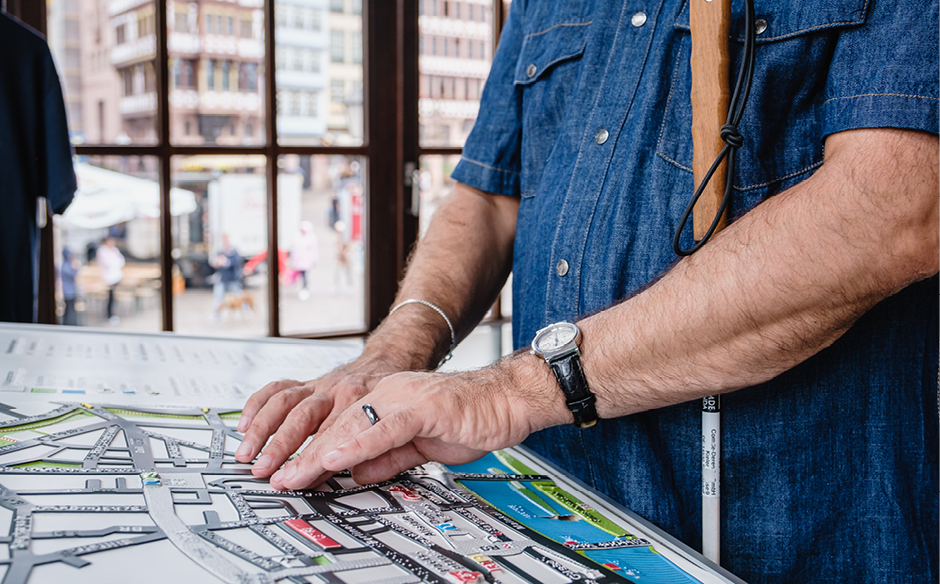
top-left (46, 0), bottom-right (498, 338)
top-left (55, 155), bottom-right (367, 337)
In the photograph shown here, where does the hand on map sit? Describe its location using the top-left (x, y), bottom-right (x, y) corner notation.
top-left (234, 358), bottom-right (403, 478)
top-left (266, 359), bottom-right (568, 491)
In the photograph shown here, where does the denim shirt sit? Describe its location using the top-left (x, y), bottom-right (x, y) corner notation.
top-left (451, 0), bottom-right (938, 581)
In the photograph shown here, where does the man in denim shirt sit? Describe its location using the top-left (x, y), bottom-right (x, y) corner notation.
top-left (238, 0), bottom-right (938, 580)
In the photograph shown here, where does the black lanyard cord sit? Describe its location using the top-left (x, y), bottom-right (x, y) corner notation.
top-left (673, 0), bottom-right (757, 257)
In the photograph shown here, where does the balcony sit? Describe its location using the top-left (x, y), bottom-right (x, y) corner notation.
top-left (120, 92), bottom-right (157, 115)
top-left (168, 89), bottom-right (200, 110)
top-left (276, 27), bottom-right (329, 49)
top-left (108, 0), bottom-right (151, 17)
top-left (168, 32), bottom-right (201, 54)
top-left (200, 35), bottom-right (264, 59)
top-left (419, 56), bottom-right (491, 78)
top-left (418, 98), bottom-right (480, 120)
top-left (111, 34), bottom-right (156, 67)
top-left (275, 70), bottom-right (327, 90)
top-left (199, 91), bottom-right (263, 113)
top-left (275, 115), bottom-right (327, 138)
top-left (163, 89), bottom-right (263, 113)
top-left (418, 16), bottom-right (491, 41)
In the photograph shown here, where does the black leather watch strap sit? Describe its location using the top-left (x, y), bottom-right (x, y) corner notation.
top-left (548, 351), bottom-right (598, 428)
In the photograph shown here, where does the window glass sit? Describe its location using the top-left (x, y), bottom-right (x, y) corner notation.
top-left (417, 154), bottom-right (461, 235)
top-left (279, 155), bottom-right (367, 335)
top-left (419, 1), bottom-right (494, 147)
top-left (418, 154), bottom-right (513, 326)
top-left (47, 0), bottom-right (157, 144)
top-left (171, 156), bottom-right (270, 337)
top-left (330, 30), bottom-right (345, 62)
top-left (169, 2), bottom-right (266, 146)
top-left (277, 2), bottom-right (362, 146)
top-left (54, 156), bottom-right (163, 331)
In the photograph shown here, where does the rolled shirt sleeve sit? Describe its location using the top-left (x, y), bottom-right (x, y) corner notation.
top-left (822, 0), bottom-right (939, 138)
top-left (450, 0), bottom-right (525, 197)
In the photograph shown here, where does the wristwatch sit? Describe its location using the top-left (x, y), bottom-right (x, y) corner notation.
top-left (531, 321), bottom-right (598, 429)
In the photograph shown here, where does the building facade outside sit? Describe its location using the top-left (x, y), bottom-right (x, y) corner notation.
top-left (275, 0), bottom-right (330, 143)
top-left (325, 0), bottom-right (362, 145)
top-left (418, 0), bottom-right (492, 147)
top-left (417, 0), bottom-right (495, 232)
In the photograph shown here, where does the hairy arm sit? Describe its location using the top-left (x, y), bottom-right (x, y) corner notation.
top-left (235, 182), bottom-right (518, 474)
top-left (364, 182), bottom-right (519, 371)
top-left (270, 128), bottom-right (938, 489)
top-left (579, 128), bottom-right (938, 420)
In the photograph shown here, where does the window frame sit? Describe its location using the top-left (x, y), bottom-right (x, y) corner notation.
top-left (26, 0), bottom-right (508, 338)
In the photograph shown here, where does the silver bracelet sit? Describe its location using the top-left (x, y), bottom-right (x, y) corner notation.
top-left (389, 298), bottom-right (456, 368)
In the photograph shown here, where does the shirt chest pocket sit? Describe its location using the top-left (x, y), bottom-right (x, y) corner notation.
top-left (657, 0), bottom-right (869, 197)
top-left (513, 21), bottom-right (591, 197)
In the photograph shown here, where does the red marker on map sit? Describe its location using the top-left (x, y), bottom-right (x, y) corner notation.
top-left (446, 570), bottom-right (483, 584)
top-left (284, 518), bottom-right (341, 550)
top-left (388, 485), bottom-right (422, 501)
top-left (469, 554), bottom-right (503, 574)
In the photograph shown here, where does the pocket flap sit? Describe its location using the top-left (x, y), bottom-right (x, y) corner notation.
top-left (675, 0), bottom-right (869, 42)
top-left (513, 22), bottom-right (591, 85)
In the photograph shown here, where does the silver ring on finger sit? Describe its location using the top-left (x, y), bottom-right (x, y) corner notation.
top-left (362, 403), bottom-right (380, 426)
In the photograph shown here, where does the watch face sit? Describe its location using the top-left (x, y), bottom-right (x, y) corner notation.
top-left (533, 322), bottom-right (580, 354)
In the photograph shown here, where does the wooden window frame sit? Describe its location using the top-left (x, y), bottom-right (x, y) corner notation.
top-left (16, 0), bottom-right (508, 338)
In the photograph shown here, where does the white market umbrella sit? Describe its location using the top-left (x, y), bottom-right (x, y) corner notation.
top-left (58, 162), bottom-right (197, 229)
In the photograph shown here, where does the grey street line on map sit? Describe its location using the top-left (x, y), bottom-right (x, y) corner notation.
top-left (0, 401), bottom-right (653, 584)
top-left (212, 517), bottom-right (296, 530)
top-left (0, 480), bottom-right (170, 584)
top-left (353, 576), bottom-right (420, 584)
top-left (0, 532), bottom-right (168, 584)
top-left (31, 525), bottom-right (159, 538)
top-left (142, 429), bottom-right (227, 462)
top-left (247, 524), bottom-right (314, 560)
top-left (449, 473), bottom-right (551, 482)
top-left (254, 557), bottom-right (393, 581)
top-left (209, 430), bottom-right (226, 468)
top-left (83, 425), bottom-right (121, 468)
top-left (197, 529), bottom-right (285, 571)
top-left (0, 404), bottom-right (26, 420)
top-left (318, 511), bottom-right (454, 584)
top-left (143, 482), bottom-right (261, 584)
top-left (371, 513), bottom-right (503, 583)
top-left (0, 405), bottom-right (75, 430)
top-left (0, 467), bottom-right (145, 474)
top-left (408, 478), bottom-right (467, 505)
top-left (31, 505), bottom-right (148, 513)
top-left (469, 497), bottom-right (635, 584)
top-left (569, 539), bottom-right (653, 550)
top-left (243, 497), bottom-right (302, 516)
top-left (228, 491), bottom-right (260, 521)
top-left (528, 546), bottom-right (607, 583)
top-left (0, 420), bottom-right (111, 457)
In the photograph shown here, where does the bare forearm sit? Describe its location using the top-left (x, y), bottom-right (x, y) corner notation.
top-left (364, 183), bottom-right (518, 371)
top-left (271, 130), bottom-right (938, 490)
top-left (523, 129), bottom-right (939, 428)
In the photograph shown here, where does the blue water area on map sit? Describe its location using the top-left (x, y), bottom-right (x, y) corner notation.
top-left (446, 454), bottom-right (700, 584)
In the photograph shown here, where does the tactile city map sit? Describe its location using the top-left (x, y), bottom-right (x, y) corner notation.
top-left (0, 325), bottom-right (744, 584)
top-left (0, 399), bottom-right (739, 584)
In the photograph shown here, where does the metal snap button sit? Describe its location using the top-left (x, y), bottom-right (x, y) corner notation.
top-left (755, 18), bottom-right (768, 34)
top-left (556, 259), bottom-right (569, 277)
top-left (526, 63), bottom-right (537, 78)
top-left (631, 12), bottom-right (647, 27)
top-left (595, 129), bottom-right (609, 145)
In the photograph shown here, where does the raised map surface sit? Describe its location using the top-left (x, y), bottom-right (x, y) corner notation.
top-left (0, 398), bottom-right (738, 584)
